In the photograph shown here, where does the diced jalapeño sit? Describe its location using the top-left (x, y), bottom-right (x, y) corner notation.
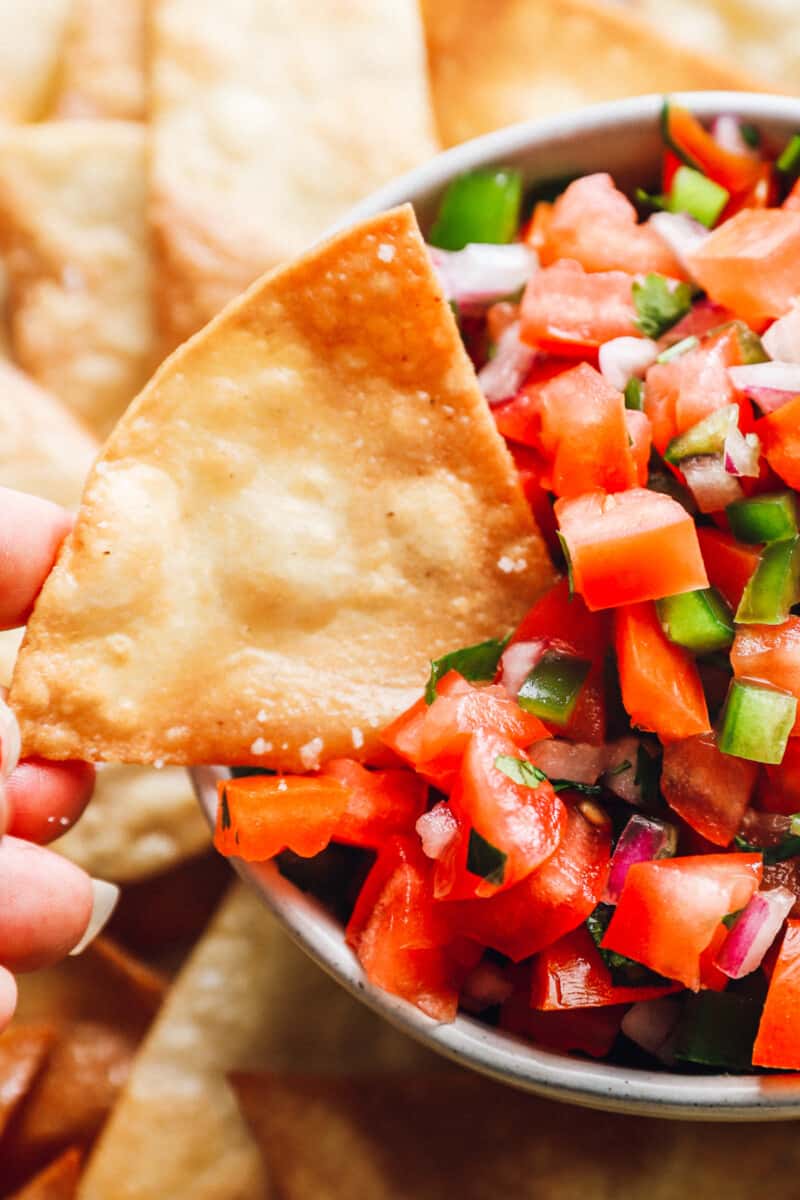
top-left (428, 168), bottom-right (523, 251)
top-left (624, 378), bottom-right (644, 411)
top-left (673, 992), bottom-right (761, 1069)
top-left (726, 492), bottom-right (798, 544)
top-left (664, 404), bottom-right (738, 465)
top-left (517, 651), bottom-right (591, 725)
top-left (668, 165), bottom-right (729, 228)
top-left (656, 587), bottom-right (734, 654)
top-left (718, 679), bottom-right (797, 765)
top-left (735, 536), bottom-right (800, 624)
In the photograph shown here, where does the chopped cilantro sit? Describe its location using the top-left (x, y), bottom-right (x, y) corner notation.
top-left (607, 758), bottom-right (632, 778)
top-left (734, 817), bottom-right (800, 865)
top-left (632, 273), bottom-right (692, 338)
top-left (777, 133), bottom-right (800, 178)
top-left (467, 829), bottom-right (507, 885)
top-left (550, 779), bottom-right (603, 796)
top-left (722, 908), bottom-right (744, 931)
top-left (220, 788), bottom-right (232, 831)
top-left (634, 743), bottom-right (662, 807)
top-left (556, 531), bottom-right (575, 598)
top-left (425, 635), bottom-right (510, 704)
top-left (586, 903), bottom-right (671, 987)
top-left (624, 378), bottom-right (644, 411)
top-left (494, 755), bottom-right (547, 788)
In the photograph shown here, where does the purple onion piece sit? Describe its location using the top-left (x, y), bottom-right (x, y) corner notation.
top-left (603, 814), bottom-right (678, 905)
top-left (648, 211), bottom-right (709, 276)
top-left (762, 303), bottom-right (800, 364)
top-left (681, 454), bottom-right (744, 513)
top-left (723, 426), bottom-right (760, 477)
top-left (598, 336), bottom-right (658, 392)
top-left (477, 321), bottom-right (536, 406)
top-left (621, 998), bottom-right (683, 1064)
top-left (730, 361), bottom-right (800, 402)
top-left (428, 242), bottom-right (537, 310)
top-left (416, 802), bottom-right (458, 861)
top-left (499, 638), bottom-right (547, 697)
top-left (714, 887), bottom-right (795, 980)
top-left (461, 961), bottom-right (514, 1013)
top-left (710, 114), bottom-right (759, 159)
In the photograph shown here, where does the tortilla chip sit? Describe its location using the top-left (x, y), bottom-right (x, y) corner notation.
top-left (77, 884), bottom-right (430, 1200)
top-left (0, 122), bottom-right (154, 439)
top-left (83, 937), bottom-right (167, 1020)
top-left (149, 0), bottom-right (438, 347)
top-left (420, 0), bottom-right (770, 148)
top-left (233, 1070), bottom-right (800, 1199)
top-left (627, 0), bottom-right (800, 92)
top-left (10, 205), bottom-right (552, 770)
top-left (54, 0), bottom-right (147, 121)
top-left (0, 1025), bottom-right (57, 1140)
top-left (8, 1147), bottom-right (82, 1200)
top-left (7, 1022), bottom-right (136, 1172)
top-left (0, 0), bottom-right (72, 122)
top-left (103, 852), bottom-right (230, 952)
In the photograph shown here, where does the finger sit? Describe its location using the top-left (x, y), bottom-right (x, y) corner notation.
top-left (0, 966), bottom-right (16, 1034)
top-left (0, 836), bottom-right (93, 972)
top-left (0, 488), bottom-right (71, 629)
top-left (5, 759), bottom-right (95, 844)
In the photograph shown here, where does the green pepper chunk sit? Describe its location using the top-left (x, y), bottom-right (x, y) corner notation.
top-left (664, 404), bottom-right (738, 465)
top-left (735, 536), bottom-right (800, 625)
top-left (778, 132), bottom-right (800, 178)
top-left (656, 587), bottom-right (734, 654)
top-left (673, 992), bottom-right (761, 1070)
top-left (718, 678), bottom-right (797, 764)
top-left (623, 378), bottom-right (644, 411)
top-left (727, 492), bottom-right (798, 545)
top-left (428, 168), bottom-right (523, 251)
top-left (517, 651), bottom-right (591, 725)
top-left (668, 165), bottom-right (729, 228)
top-left (655, 334), bottom-right (699, 364)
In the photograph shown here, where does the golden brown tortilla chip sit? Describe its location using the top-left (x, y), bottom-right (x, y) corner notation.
top-left (420, 0), bottom-right (770, 147)
top-left (149, 0), bottom-right (438, 347)
top-left (0, 1024), bottom-right (57, 1140)
top-left (83, 937), bottom-right (167, 1020)
top-left (8, 1147), bottom-right (83, 1200)
top-left (233, 1070), bottom-right (800, 1200)
top-left (0, 122), bottom-right (154, 438)
top-left (10, 205), bottom-right (552, 770)
top-left (0, 0), bottom-right (72, 122)
top-left (54, 0), bottom-right (147, 120)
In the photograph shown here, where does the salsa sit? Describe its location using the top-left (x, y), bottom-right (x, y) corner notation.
top-left (216, 103), bottom-right (800, 1072)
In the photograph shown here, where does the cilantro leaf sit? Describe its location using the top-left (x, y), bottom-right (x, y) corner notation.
top-left (632, 273), bottom-right (692, 338)
top-left (586, 904), bottom-right (671, 987)
top-left (467, 829), bottom-right (507, 885)
top-left (219, 787), bottom-right (232, 831)
top-left (425, 635), bottom-right (509, 704)
top-left (494, 755), bottom-right (547, 788)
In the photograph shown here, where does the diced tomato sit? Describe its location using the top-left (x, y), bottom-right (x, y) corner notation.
top-left (485, 300), bottom-right (519, 342)
top-left (444, 797), bottom-right (611, 961)
top-left (319, 759), bottom-right (427, 849)
top-left (758, 395), bottom-right (800, 490)
top-left (541, 173), bottom-right (687, 278)
top-left (697, 527), bottom-right (761, 610)
top-left (658, 299), bottom-right (735, 348)
top-left (663, 104), bottom-right (763, 195)
top-left (687, 209), bottom-right (800, 323)
top-left (528, 363), bottom-right (638, 497)
top-left (752, 920), bottom-right (800, 1069)
top-left (764, 739), bottom-right (800, 816)
top-left (501, 984), bottom-right (625, 1057)
top-left (624, 408), bottom-right (652, 487)
top-left (507, 443), bottom-right (560, 559)
top-left (439, 729), bottom-right (566, 900)
top-left (522, 201), bottom-right (554, 254)
top-left (784, 178), bottom-right (800, 213)
top-left (601, 853), bottom-right (762, 990)
top-left (214, 774), bottom-right (349, 862)
top-left (420, 673), bottom-right (549, 763)
top-left (556, 489), bottom-right (708, 611)
top-left (698, 922), bottom-right (731, 992)
top-left (492, 356), bottom-right (577, 448)
top-left (520, 259), bottom-right (639, 353)
top-left (660, 734), bottom-right (757, 845)
top-left (722, 162), bottom-right (777, 218)
top-left (732, 618), bottom-right (800, 735)
top-left (615, 603), bottom-right (710, 741)
top-left (530, 925), bottom-right (678, 1010)
top-left (347, 836), bottom-right (462, 1021)
top-left (644, 325), bottom-right (746, 454)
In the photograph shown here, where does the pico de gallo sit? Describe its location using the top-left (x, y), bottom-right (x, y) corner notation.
top-left (216, 103), bottom-right (800, 1074)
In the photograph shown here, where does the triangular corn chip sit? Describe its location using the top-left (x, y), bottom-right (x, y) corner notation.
top-left (10, 205), bottom-right (552, 770)
top-left (0, 0), bottom-right (71, 122)
top-left (421, 0), bottom-right (771, 148)
top-left (8, 1147), bottom-right (82, 1200)
top-left (54, 0), bottom-right (146, 121)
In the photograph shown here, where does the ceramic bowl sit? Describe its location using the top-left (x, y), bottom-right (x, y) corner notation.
top-left (193, 92), bottom-right (800, 1120)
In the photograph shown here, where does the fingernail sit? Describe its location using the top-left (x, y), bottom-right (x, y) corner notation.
top-left (69, 878), bottom-right (120, 956)
top-left (0, 696), bottom-right (21, 780)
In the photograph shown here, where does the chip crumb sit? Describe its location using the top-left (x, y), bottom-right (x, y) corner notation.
top-left (377, 242), bottom-right (395, 263)
top-left (256, 709), bottom-right (267, 723)
top-left (153, 758), bottom-right (164, 769)
top-left (351, 727), bottom-right (364, 749)
top-left (250, 737), bottom-right (269, 755)
top-left (299, 736), bottom-right (324, 769)
top-left (277, 779), bottom-right (288, 792)
top-left (497, 555), bottom-right (527, 574)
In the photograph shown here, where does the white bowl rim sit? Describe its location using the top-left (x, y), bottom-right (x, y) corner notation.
top-left (193, 90), bottom-right (800, 1120)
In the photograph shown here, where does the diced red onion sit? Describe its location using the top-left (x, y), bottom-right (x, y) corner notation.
top-left (499, 638), bottom-right (546, 697)
top-left (739, 809), bottom-right (793, 847)
top-left (681, 454), bottom-right (743, 513)
top-left (648, 211), bottom-right (709, 275)
top-left (477, 321), bottom-right (536, 406)
top-left (527, 739), bottom-right (607, 785)
top-left (729, 362), bottom-right (800, 413)
top-left (763, 302), bottom-right (800, 364)
top-left (714, 887), bottom-right (795, 980)
top-left (604, 814), bottom-right (677, 905)
top-left (461, 961), bottom-right (514, 1013)
top-left (598, 336), bottom-right (658, 392)
top-left (723, 426), bottom-right (760, 478)
top-left (602, 736), bottom-right (644, 804)
top-left (429, 243), bottom-right (537, 310)
top-left (621, 998), bottom-right (682, 1063)
top-left (711, 114), bottom-right (759, 159)
top-left (416, 802), bottom-right (458, 861)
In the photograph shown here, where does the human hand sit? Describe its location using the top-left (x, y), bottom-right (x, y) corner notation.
top-left (0, 488), bottom-right (97, 1032)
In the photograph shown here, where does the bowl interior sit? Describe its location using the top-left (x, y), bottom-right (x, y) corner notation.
top-left (193, 92), bottom-right (800, 1120)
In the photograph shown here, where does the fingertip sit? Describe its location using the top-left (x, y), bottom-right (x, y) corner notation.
top-left (0, 837), bottom-right (93, 972)
top-left (6, 759), bottom-right (95, 844)
top-left (0, 488), bottom-right (72, 628)
top-left (0, 965), bottom-right (17, 1033)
